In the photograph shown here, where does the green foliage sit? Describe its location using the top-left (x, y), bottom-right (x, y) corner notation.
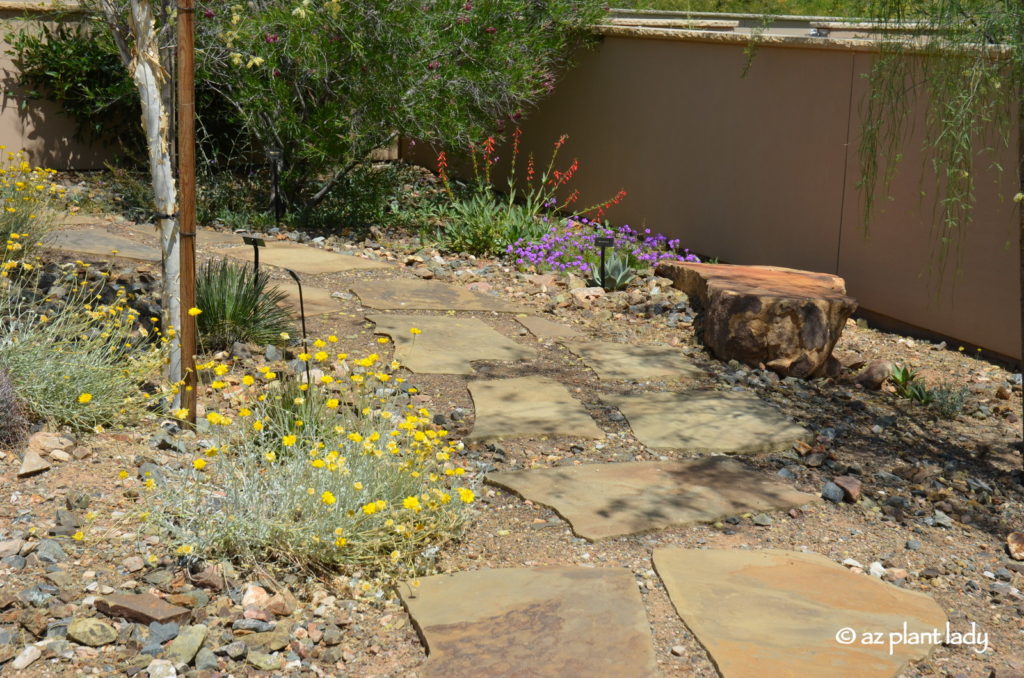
top-left (296, 163), bottom-right (408, 234)
top-left (588, 249), bottom-right (638, 291)
top-left (6, 19), bottom-right (141, 153)
top-left (195, 260), bottom-right (294, 352)
top-left (195, 0), bottom-right (607, 213)
top-left (889, 363), bottom-right (919, 397)
top-left (436, 193), bottom-right (505, 256)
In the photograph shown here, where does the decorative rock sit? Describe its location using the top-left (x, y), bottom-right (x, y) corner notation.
top-left (933, 510), bottom-right (954, 528)
top-left (145, 658), bottom-right (177, 678)
top-left (1008, 532), bottom-right (1024, 561)
top-left (233, 618), bottom-right (274, 633)
top-left (67, 618), bottom-right (118, 647)
top-left (18, 450), bottom-right (51, 478)
top-left (241, 584), bottom-right (271, 609)
top-left (163, 624), bottom-right (206, 665)
top-left (96, 593), bottom-right (190, 625)
top-left (217, 640), bottom-right (247, 659)
top-left (194, 647), bottom-right (219, 671)
top-left (35, 539), bottom-right (67, 564)
top-left (853, 360), bottom-right (894, 391)
top-left (0, 539), bottom-right (23, 558)
top-left (655, 262), bottom-right (857, 378)
top-left (266, 590), bottom-right (298, 617)
top-left (148, 621), bottom-right (180, 645)
top-left (906, 540), bottom-right (922, 551)
top-left (11, 644), bottom-right (41, 670)
top-left (122, 556), bottom-right (145, 573)
top-left (832, 475), bottom-right (862, 502)
top-left (654, 548), bottom-right (947, 677)
top-left (821, 482), bottom-right (845, 504)
top-left (751, 513), bottom-right (773, 526)
top-left (868, 562), bottom-right (886, 578)
top-left (399, 567), bottom-right (657, 677)
top-left (247, 650), bottom-right (284, 671)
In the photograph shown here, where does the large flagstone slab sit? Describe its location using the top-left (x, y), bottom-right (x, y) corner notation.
top-left (562, 340), bottom-right (702, 381)
top-left (222, 241), bottom-right (392, 274)
top-left (486, 456), bottom-right (817, 540)
top-left (400, 567), bottom-right (657, 678)
top-left (654, 548), bottom-right (948, 678)
top-left (274, 281), bottom-right (343, 316)
top-left (352, 278), bottom-right (525, 313)
top-left (43, 229), bottom-right (160, 262)
top-left (368, 314), bottom-right (535, 374)
top-left (603, 390), bottom-right (810, 453)
top-left (121, 224), bottom-right (244, 248)
top-left (468, 376), bottom-right (603, 441)
top-left (517, 315), bottom-right (583, 339)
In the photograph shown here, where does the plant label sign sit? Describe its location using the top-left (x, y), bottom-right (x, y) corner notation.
top-left (595, 237), bottom-right (614, 248)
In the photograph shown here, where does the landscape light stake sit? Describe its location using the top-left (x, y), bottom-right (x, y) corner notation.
top-left (285, 267), bottom-right (311, 385)
top-left (242, 235), bottom-right (266, 288)
top-left (177, 0), bottom-right (198, 426)
top-left (595, 236), bottom-right (614, 291)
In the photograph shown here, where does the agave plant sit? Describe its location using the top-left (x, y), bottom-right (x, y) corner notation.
top-left (195, 259), bottom-right (294, 351)
top-left (588, 249), bottom-right (637, 292)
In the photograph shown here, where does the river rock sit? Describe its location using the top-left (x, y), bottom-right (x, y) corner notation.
top-left (655, 262), bottom-right (857, 378)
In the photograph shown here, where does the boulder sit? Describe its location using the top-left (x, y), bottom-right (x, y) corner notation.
top-left (655, 262), bottom-right (857, 378)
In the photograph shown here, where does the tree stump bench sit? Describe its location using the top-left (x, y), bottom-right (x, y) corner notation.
top-left (655, 262), bottom-right (858, 378)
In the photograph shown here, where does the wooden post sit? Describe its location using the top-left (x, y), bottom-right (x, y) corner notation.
top-left (177, 0), bottom-right (197, 425)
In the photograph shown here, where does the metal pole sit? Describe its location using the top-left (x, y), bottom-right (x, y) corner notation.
top-left (177, 0), bottom-right (198, 426)
top-left (600, 245), bottom-right (607, 291)
top-left (285, 268), bottom-right (311, 385)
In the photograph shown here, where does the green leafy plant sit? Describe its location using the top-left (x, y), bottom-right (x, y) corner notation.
top-left (889, 364), bottom-right (919, 398)
top-left (436, 194), bottom-right (505, 256)
top-left (195, 260), bottom-right (294, 352)
top-left (588, 249), bottom-right (638, 291)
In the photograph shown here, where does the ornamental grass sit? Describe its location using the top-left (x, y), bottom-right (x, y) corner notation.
top-left (142, 334), bottom-right (473, 578)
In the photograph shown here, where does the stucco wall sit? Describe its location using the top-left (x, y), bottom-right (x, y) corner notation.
top-left (0, 4), bottom-right (114, 170)
top-left (408, 27), bottom-right (1020, 361)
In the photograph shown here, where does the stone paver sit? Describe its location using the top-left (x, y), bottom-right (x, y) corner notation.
top-left (516, 315), bottom-right (583, 339)
top-left (653, 548), bottom-right (948, 678)
top-left (353, 278), bottom-right (525, 313)
top-left (222, 241), bottom-right (392, 274)
top-left (399, 567), bottom-right (657, 678)
top-left (562, 340), bottom-right (703, 381)
top-left (486, 457), bottom-right (816, 540)
top-left (274, 280), bottom-right (344, 317)
top-left (44, 229), bottom-right (161, 262)
top-left (96, 593), bottom-right (190, 625)
top-left (603, 390), bottom-right (810, 453)
top-left (468, 376), bottom-right (603, 441)
top-left (368, 314), bottom-right (535, 375)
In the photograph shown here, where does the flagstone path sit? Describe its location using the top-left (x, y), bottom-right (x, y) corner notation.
top-left (653, 549), bottom-right (948, 678)
top-left (44, 228), bottom-right (161, 262)
top-left (53, 218), bottom-right (953, 677)
top-left (486, 457), bottom-right (818, 540)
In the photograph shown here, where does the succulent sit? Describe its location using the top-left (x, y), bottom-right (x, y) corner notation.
top-left (588, 249), bottom-right (637, 291)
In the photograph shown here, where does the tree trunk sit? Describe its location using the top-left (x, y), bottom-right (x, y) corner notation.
top-left (127, 0), bottom-right (181, 404)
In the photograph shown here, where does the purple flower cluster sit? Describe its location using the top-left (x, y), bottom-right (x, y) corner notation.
top-left (506, 218), bottom-right (700, 274)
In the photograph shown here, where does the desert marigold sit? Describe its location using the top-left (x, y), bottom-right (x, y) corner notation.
top-left (77, 393), bottom-right (93, 404)
top-left (321, 491), bottom-right (336, 505)
top-left (187, 307), bottom-right (202, 316)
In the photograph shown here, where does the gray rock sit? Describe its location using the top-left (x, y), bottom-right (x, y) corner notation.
top-left (18, 585), bottom-right (54, 607)
top-left (231, 618), bottom-right (274, 633)
top-left (35, 539), bottom-right (66, 564)
top-left (145, 658), bottom-right (177, 678)
top-left (321, 625), bottom-right (342, 646)
top-left (905, 539), bottom-right (922, 551)
top-left (776, 468), bottom-right (796, 481)
top-left (11, 644), bottom-right (41, 670)
top-left (0, 627), bottom-right (19, 645)
top-left (995, 568), bottom-right (1013, 582)
top-left (148, 621), bottom-right (180, 645)
top-left (216, 640), bottom-right (248, 659)
top-left (821, 482), bottom-right (845, 504)
top-left (195, 647), bottom-right (219, 671)
top-left (3, 555), bottom-right (26, 570)
top-left (247, 650), bottom-right (283, 671)
top-left (264, 345), bottom-right (283, 362)
top-left (751, 513), bottom-right (773, 526)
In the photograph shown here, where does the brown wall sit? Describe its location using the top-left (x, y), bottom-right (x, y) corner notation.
top-left (0, 5), bottom-right (115, 170)
top-left (408, 30), bottom-right (1020, 360)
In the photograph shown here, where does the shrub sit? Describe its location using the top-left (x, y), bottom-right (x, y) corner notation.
top-left (195, 259), bottom-right (294, 352)
top-left (142, 339), bottom-right (473, 577)
top-left (508, 219), bottom-right (700, 276)
top-left (0, 368), bottom-right (28, 448)
top-left (0, 265), bottom-right (164, 432)
top-left (0, 151), bottom-right (63, 266)
top-left (929, 382), bottom-right (969, 418)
